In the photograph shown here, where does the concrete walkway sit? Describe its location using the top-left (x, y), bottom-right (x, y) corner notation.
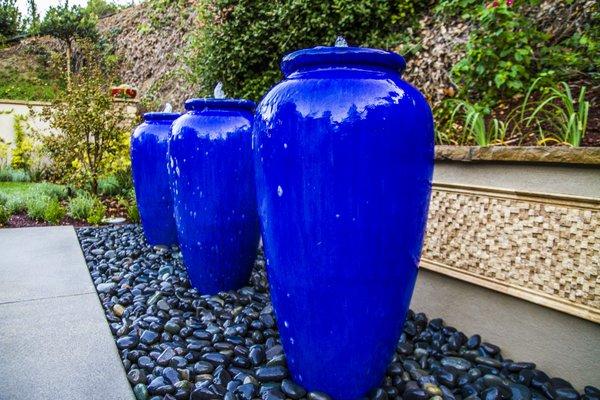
top-left (0, 226), bottom-right (134, 400)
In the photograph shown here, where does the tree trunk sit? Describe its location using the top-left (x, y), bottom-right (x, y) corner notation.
top-left (91, 176), bottom-right (98, 195)
top-left (66, 41), bottom-right (72, 88)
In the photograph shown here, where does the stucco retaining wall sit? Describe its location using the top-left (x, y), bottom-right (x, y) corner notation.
top-left (413, 147), bottom-right (599, 389)
top-left (0, 99), bottom-right (139, 163)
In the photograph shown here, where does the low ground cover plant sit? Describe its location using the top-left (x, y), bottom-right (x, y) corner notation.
top-left (437, 79), bottom-right (591, 147)
top-left (25, 194), bottom-right (64, 223)
top-left (67, 191), bottom-right (106, 225)
top-left (0, 166), bottom-right (30, 182)
top-left (118, 188), bottom-right (139, 223)
top-left (0, 193), bottom-right (9, 226)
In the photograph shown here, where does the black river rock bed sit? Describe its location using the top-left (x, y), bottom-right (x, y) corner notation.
top-left (76, 225), bottom-right (598, 400)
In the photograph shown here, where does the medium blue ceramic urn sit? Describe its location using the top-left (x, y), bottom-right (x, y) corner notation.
top-left (131, 112), bottom-right (180, 246)
top-left (168, 98), bottom-right (260, 294)
top-left (253, 46), bottom-right (434, 399)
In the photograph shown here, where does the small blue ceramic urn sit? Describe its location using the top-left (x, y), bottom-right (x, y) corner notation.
top-left (168, 97), bottom-right (260, 294)
top-left (253, 46), bottom-right (434, 399)
top-left (131, 112), bottom-right (180, 246)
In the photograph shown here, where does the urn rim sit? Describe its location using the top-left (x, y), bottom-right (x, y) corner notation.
top-left (143, 112), bottom-right (181, 122)
top-left (281, 46), bottom-right (406, 77)
top-left (185, 98), bottom-right (256, 112)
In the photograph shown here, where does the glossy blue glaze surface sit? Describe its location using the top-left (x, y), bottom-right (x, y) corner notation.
top-left (131, 112), bottom-right (180, 246)
top-left (168, 99), bottom-right (260, 294)
top-left (253, 47), bottom-right (434, 399)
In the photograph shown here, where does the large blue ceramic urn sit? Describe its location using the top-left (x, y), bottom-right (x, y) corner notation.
top-left (131, 112), bottom-right (180, 246)
top-left (168, 97), bottom-right (260, 294)
top-left (253, 46), bottom-right (434, 399)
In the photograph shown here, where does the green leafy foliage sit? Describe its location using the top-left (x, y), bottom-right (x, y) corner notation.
top-left (0, 182), bottom-right (66, 217)
top-left (0, 166), bottom-right (30, 182)
top-left (0, 191), bottom-right (8, 224)
top-left (0, 0), bottom-right (21, 40)
top-left (434, 0), bottom-right (481, 19)
top-left (451, 3), bottom-right (543, 105)
top-left (85, 0), bottom-right (120, 18)
top-left (0, 38), bottom-right (65, 101)
top-left (188, 0), bottom-right (429, 101)
top-left (443, 99), bottom-right (511, 146)
top-left (24, 0), bottom-right (39, 34)
top-left (538, 8), bottom-right (599, 82)
top-left (10, 114), bottom-right (32, 171)
top-left (98, 175), bottom-right (123, 196)
top-left (39, 2), bottom-right (97, 45)
top-left (40, 41), bottom-right (135, 194)
top-left (33, 181), bottom-right (68, 199)
top-left (42, 197), bottom-right (66, 223)
top-left (0, 204), bottom-right (9, 225)
top-left (86, 201), bottom-right (106, 225)
top-left (39, 1), bottom-right (98, 85)
top-left (5, 195), bottom-right (25, 213)
top-left (522, 79), bottom-right (590, 146)
top-left (25, 195), bottom-right (64, 223)
top-left (118, 188), bottom-right (139, 223)
top-left (67, 191), bottom-right (105, 224)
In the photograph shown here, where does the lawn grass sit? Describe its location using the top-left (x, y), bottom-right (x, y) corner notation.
top-left (0, 181), bottom-right (40, 197)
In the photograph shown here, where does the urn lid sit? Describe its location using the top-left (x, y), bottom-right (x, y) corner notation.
top-left (281, 46), bottom-right (406, 77)
top-left (185, 98), bottom-right (255, 112)
top-left (143, 112), bottom-right (181, 122)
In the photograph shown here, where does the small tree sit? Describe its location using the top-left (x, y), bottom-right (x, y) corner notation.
top-left (39, 1), bottom-right (97, 86)
top-left (25, 0), bottom-right (40, 34)
top-left (0, 0), bottom-right (21, 40)
top-left (41, 42), bottom-right (134, 194)
top-left (86, 0), bottom-right (119, 18)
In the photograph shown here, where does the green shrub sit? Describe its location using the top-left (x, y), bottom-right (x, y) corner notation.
top-left (86, 201), bottom-right (106, 225)
top-left (522, 79), bottom-right (590, 147)
top-left (98, 175), bottom-right (122, 196)
top-left (67, 191), bottom-right (96, 219)
top-left (443, 99), bottom-right (510, 146)
top-left (5, 196), bottom-right (26, 214)
top-left (0, 191), bottom-right (8, 206)
top-left (33, 182), bottom-right (68, 200)
top-left (67, 191), bottom-right (105, 224)
top-left (126, 200), bottom-right (139, 223)
top-left (0, 167), bottom-right (31, 182)
top-left (434, 0), bottom-right (481, 19)
top-left (42, 197), bottom-right (66, 224)
top-left (25, 195), bottom-right (49, 220)
top-left (11, 114), bottom-right (33, 171)
top-left (187, 0), bottom-right (429, 101)
top-left (451, 3), bottom-right (544, 106)
top-left (118, 189), bottom-right (139, 223)
top-left (0, 204), bottom-right (9, 226)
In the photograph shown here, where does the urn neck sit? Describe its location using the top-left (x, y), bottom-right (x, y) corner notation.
top-left (143, 112), bottom-right (180, 123)
top-left (281, 46), bottom-right (406, 78)
top-left (185, 98), bottom-right (255, 113)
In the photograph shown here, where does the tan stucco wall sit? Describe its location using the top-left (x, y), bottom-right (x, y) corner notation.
top-left (434, 160), bottom-right (600, 198)
top-left (411, 269), bottom-right (600, 391)
top-left (0, 99), bottom-right (139, 163)
top-left (0, 101), bottom-right (54, 158)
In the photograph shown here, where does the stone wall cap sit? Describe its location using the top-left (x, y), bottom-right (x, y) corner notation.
top-left (1, 98), bottom-right (139, 106)
top-left (0, 98), bottom-right (51, 107)
top-left (435, 146), bottom-right (600, 166)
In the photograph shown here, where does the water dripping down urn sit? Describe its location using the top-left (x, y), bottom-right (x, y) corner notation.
top-left (168, 96), bottom-right (260, 294)
top-left (131, 112), bottom-right (180, 246)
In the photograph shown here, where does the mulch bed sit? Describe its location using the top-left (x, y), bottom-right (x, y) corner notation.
top-left (2, 197), bottom-right (131, 229)
top-left (5, 213), bottom-right (89, 229)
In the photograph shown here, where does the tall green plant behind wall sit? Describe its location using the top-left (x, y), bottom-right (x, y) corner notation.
top-left (187, 0), bottom-right (429, 101)
top-left (10, 114), bottom-right (32, 170)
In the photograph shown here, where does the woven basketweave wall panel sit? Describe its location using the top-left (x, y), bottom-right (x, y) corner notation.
top-left (422, 183), bottom-right (600, 323)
